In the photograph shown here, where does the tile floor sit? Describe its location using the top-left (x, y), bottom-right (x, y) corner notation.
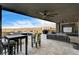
top-left (18, 34), bottom-right (79, 55)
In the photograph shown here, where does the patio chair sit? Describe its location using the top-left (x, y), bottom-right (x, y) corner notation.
top-left (0, 39), bottom-right (16, 55)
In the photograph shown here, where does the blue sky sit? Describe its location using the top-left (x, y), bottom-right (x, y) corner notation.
top-left (2, 10), bottom-right (56, 28)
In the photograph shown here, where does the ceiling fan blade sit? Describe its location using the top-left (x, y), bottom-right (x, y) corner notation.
top-left (47, 15), bottom-right (54, 17)
top-left (39, 12), bottom-right (44, 15)
top-left (47, 13), bottom-right (58, 17)
top-left (51, 13), bottom-right (58, 15)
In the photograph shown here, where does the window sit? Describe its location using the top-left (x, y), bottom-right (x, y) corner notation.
top-left (63, 27), bottom-right (72, 33)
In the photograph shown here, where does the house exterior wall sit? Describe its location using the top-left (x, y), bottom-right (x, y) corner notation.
top-left (56, 22), bottom-right (78, 34)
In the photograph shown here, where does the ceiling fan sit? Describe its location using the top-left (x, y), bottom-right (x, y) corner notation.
top-left (39, 10), bottom-right (58, 18)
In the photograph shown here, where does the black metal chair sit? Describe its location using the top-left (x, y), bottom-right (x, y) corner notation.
top-left (6, 33), bottom-right (22, 53)
top-left (0, 39), bottom-right (16, 55)
top-left (0, 41), bottom-right (3, 55)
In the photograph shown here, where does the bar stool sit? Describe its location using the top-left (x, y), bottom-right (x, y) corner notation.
top-left (2, 40), bottom-right (16, 55)
top-left (0, 41), bottom-right (3, 55)
top-left (32, 33), bottom-right (41, 48)
top-left (8, 33), bottom-right (23, 53)
top-left (7, 33), bottom-right (20, 54)
top-left (31, 33), bottom-right (37, 48)
top-left (37, 33), bottom-right (41, 47)
top-left (31, 34), bottom-right (35, 48)
top-left (14, 39), bottom-right (19, 54)
top-left (8, 40), bottom-right (16, 55)
top-left (35, 33), bottom-right (41, 48)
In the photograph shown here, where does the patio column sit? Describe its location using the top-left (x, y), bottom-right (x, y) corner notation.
top-left (56, 22), bottom-right (61, 32)
top-left (75, 20), bottom-right (79, 36)
top-left (0, 5), bottom-right (2, 55)
top-left (0, 5), bottom-right (2, 39)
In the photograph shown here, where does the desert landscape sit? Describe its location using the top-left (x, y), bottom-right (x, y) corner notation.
top-left (2, 27), bottom-right (56, 36)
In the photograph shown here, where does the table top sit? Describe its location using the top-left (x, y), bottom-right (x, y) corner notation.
top-left (21, 32), bottom-right (33, 35)
top-left (4, 34), bottom-right (27, 39)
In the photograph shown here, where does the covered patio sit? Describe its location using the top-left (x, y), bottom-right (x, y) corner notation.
top-left (0, 3), bottom-right (79, 55)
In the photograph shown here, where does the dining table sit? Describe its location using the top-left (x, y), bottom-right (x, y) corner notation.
top-left (21, 32), bottom-right (34, 47)
top-left (4, 34), bottom-right (28, 55)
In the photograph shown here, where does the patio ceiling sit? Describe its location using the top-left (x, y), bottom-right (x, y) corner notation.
top-left (1, 3), bottom-right (79, 23)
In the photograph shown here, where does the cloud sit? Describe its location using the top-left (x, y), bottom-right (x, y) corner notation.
top-left (2, 19), bottom-right (56, 28)
top-left (34, 19), bottom-right (56, 28)
top-left (2, 20), bottom-right (34, 28)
